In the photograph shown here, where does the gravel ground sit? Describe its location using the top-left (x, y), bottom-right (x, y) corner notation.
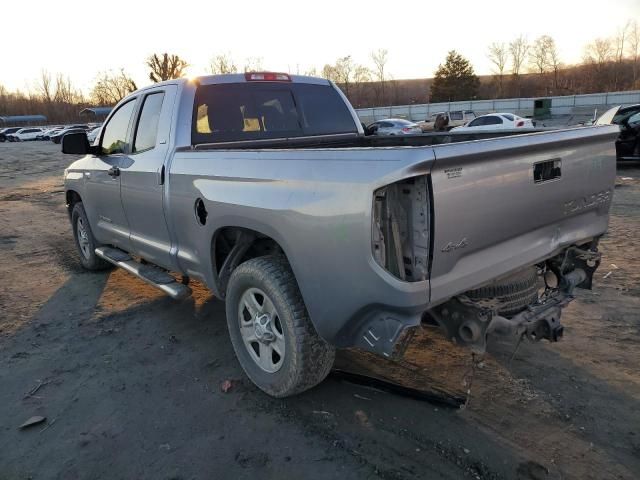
top-left (0, 141), bottom-right (638, 480)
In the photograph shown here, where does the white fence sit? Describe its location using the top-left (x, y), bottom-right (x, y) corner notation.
top-left (355, 90), bottom-right (640, 124)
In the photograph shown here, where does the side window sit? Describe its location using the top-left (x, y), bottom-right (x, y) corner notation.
top-left (449, 111), bottom-right (463, 121)
top-left (627, 111), bottom-right (640, 126)
top-left (484, 116), bottom-right (503, 125)
top-left (133, 92), bottom-right (165, 153)
top-left (100, 99), bottom-right (136, 155)
top-left (468, 117), bottom-right (483, 127)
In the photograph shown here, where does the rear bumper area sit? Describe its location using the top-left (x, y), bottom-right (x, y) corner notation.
top-left (350, 243), bottom-right (601, 356)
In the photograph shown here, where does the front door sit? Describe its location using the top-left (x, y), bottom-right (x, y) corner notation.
top-left (120, 86), bottom-right (177, 271)
top-left (82, 98), bottom-right (137, 252)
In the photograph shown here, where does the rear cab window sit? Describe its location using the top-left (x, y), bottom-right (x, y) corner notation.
top-left (133, 92), bottom-right (165, 153)
top-left (192, 82), bottom-right (357, 145)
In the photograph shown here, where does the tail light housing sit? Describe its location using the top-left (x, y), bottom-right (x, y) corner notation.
top-left (402, 127), bottom-right (412, 133)
top-left (516, 120), bottom-right (525, 127)
top-left (372, 175), bottom-right (430, 282)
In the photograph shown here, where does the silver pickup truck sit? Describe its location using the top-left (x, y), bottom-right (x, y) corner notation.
top-left (62, 73), bottom-right (618, 397)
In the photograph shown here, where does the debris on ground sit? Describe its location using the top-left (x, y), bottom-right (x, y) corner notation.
top-left (220, 380), bottom-right (233, 393)
top-left (19, 416), bottom-right (46, 429)
top-left (23, 379), bottom-right (50, 399)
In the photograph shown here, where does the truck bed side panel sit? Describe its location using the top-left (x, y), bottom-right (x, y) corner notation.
top-left (166, 147), bottom-right (435, 344)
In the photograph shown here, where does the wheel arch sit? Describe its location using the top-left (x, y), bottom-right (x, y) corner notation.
top-left (66, 190), bottom-right (83, 218)
top-left (210, 225), bottom-right (294, 300)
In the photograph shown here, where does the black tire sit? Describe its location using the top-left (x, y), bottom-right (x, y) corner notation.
top-left (225, 256), bottom-right (335, 397)
top-left (466, 267), bottom-right (539, 316)
top-left (71, 202), bottom-right (111, 271)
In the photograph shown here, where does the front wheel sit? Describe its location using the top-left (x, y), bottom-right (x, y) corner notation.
top-left (225, 256), bottom-right (335, 397)
top-left (71, 202), bottom-right (111, 271)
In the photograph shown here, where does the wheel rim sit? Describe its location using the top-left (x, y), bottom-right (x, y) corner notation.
top-left (76, 217), bottom-right (91, 259)
top-left (238, 287), bottom-right (285, 373)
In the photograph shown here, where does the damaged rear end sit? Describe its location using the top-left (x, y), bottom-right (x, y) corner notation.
top-left (372, 125), bottom-right (618, 353)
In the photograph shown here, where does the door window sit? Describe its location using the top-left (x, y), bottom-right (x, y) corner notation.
top-left (100, 99), bottom-right (136, 155)
top-left (133, 92), bottom-right (165, 153)
top-left (483, 116), bottom-right (503, 125)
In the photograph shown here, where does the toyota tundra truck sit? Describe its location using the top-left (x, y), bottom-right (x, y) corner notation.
top-left (61, 73), bottom-right (618, 397)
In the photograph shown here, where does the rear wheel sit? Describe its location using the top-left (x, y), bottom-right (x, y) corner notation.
top-left (225, 256), bottom-right (335, 397)
top-left (71, 202), bottom-right (111, 271)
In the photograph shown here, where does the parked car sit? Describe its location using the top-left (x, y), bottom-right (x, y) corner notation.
top-left (37, 126), bottom-right (64, 141)
top-left (598, 104), bottom-right (640, 161)
top-left (366, 118), bottom-right (422, 135)
top-left (0, 127), bottom-right (23, 142)
top-left (418, 110), bottom-right (477, 132)
top-left (51, 125), bottom-right (89, 144)
top-left (0, 127), bottom-right (25, 142)
top-left (7, 128), bottom-right (44, 141)
top-left (62, 73), bottom-right (617, 398)
top-left (86, 126), bottom-right (102, 144)
top-left (451, 113), bottom-right (534, 132)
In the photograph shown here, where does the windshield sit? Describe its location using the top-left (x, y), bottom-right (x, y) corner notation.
top-left (192, 82), bottom-right (357, 145)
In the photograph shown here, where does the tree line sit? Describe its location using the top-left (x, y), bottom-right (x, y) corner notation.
top-left (1, 21), bottom-right (639, 123)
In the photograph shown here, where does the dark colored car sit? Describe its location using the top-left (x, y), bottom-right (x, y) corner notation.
top-left (611, 104), bottom-right (640, 161)
top-left (0, 127), bottom-right (22, 142)
top-left (51, 125), bottom-right (90, 144)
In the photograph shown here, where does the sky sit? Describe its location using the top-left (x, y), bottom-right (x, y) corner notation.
top-left (2, 0), bottom-right (639, 95)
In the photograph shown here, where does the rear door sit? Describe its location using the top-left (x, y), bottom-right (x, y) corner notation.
top-left (82, 98), bottom-right (137, 252)
top-left (428, 126), bottom-right (618, 304)
top-left (120, 86), bottom-right (178, 270)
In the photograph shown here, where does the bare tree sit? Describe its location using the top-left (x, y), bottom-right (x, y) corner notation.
top-left (509, 35), bottom-right (529, 96)
top-left (36, 70), bottom-right (54, 104)
top-left (529, 35), bottom-right (554, 74)
top-left (509, 35), bottom-right (529, 76)
top-left (487, 42), bottom-right (508, 97)
top-left (90, 69), bottom-right (138, 105)
top-left (613, 23), bottom-right (630, 89)
top-left (583, 37), bottom-right (614, 91)
top-left (304, 67), bottom-right (318, 77)
top-left (585, 37), bottom-right (614, 65)
top-left (371, 48), bottom-right (389, 104)
top-left (547, 39), bottom-right (562, 90)
top-left (146, 53), bottom-right (189, 82)
top-left (331, 56), bottom-right (355, 96)
top-left (54, 74), bottom-right (77, 104)
top-left (629, 20), bottom-right (640, 87)
top-left (208, 53), bottom-right (238, 74)
top-left (351, 64), bottom-right (372, 107)
top-left (321, 64), bottom-right (337, 82)
top-left (243, 57), bottom-right (264, 73)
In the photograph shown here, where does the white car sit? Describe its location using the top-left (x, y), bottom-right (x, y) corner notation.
top-left (9, 128), bottom-right (44, 141)
top-left (87, 126), bottom-right (102, 144)
top-left (451, 113), bottom-right (534, 132)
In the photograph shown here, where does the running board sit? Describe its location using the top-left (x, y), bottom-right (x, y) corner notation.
top-left (95, 247), bottom-right (192, 300)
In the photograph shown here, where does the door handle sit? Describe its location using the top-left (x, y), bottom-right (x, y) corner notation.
top-left (107, 166), bottom-right (120, 178)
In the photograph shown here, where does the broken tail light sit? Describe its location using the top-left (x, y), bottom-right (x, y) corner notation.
top-left (372, 175), bottom-right (430, 282)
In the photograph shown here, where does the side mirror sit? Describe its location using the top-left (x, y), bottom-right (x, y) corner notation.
top-left (62, 132), bottom-right (92, 154)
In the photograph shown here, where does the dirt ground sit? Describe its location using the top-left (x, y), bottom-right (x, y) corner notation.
top-left (0, 141), bottom-right (638, 480)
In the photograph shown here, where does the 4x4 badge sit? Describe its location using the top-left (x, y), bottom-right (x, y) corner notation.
top-left (441, 238), bottom-right (468, 252)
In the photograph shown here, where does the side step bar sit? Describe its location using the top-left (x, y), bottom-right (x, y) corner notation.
top-left (95, 247), bottom-right (192, 300)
